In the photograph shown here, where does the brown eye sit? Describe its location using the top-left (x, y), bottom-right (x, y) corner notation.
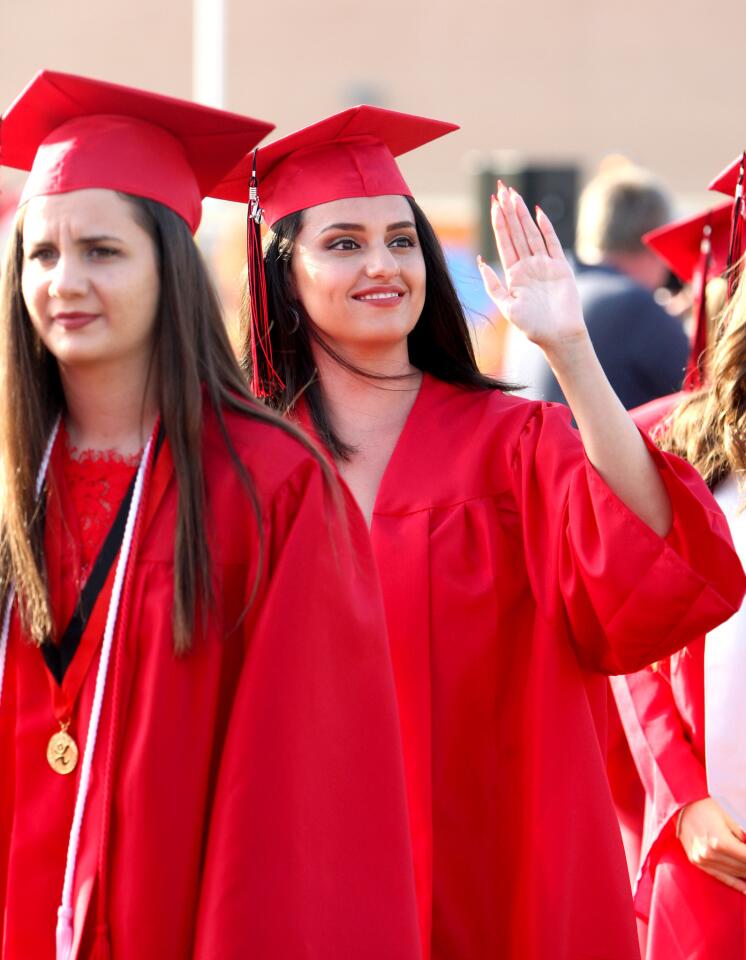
top-left (28, 247), bottom-right (57, 264)
top-left (328, 237), bottom-right (359, 251)
top-left (389, 236), bottom-right (416, 248)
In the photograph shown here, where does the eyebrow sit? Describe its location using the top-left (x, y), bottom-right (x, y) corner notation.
top-left (77, 235), bottom-right (122, 244)
top-left (26, 234), bottom-right (123, 248)
top-left (317, 220), bottom-right (417, 236)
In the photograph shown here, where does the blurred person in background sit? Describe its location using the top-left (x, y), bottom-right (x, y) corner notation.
top-left (535, 164), bottom-right (689, 409)
top-left (217, 108), bottom-right (745, 960)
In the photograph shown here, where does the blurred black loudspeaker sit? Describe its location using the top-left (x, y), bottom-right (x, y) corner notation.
top-left (476, 164), bottom-right (579, 259)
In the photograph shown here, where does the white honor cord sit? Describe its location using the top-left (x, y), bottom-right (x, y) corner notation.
top-left (0, 416), bottom-right (61, 708)
top-left (55, 430), bottom-right (154, 960)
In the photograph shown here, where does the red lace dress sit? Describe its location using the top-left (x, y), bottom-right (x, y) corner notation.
top-left (50, 431), bottom-right (140, 640)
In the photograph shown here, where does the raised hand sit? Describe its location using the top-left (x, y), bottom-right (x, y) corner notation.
top-left (477, 181), bottom-right (586, 353)
top-left (478, 180), bottom-right (673, 536)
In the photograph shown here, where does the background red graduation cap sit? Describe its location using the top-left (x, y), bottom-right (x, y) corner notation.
top-left (0, 69), bottom-right (275, 233)
top-left (708, 151), bottom-right (746, 298)
top-left (212, 105), bottom-right (459, 395)
top-left (643, 201), bottom-right (732, 390)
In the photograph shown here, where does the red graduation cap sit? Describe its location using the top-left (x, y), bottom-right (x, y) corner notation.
top-left (708, 151), bottom-right (746, 297)
top-left (709, 154), bottom-right (746, 197)
top-left (211, 105), bottom-right (458, 396)
top-left (643, 202), bottom-right (732, 390)
top-left (212, 104), bottom-right (459, 225)
top-left (642, 202), bottom-right (731, 282)
top-left (0, 69), bottom-right (275, 232)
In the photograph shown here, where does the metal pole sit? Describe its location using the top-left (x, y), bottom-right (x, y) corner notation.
top-left (192, 0), bottom-right (226, 108)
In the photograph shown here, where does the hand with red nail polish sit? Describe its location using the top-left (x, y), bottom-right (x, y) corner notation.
top-left (478, 183), bottom-right (675, 541)
top-left (476, 183), bottom-right (585, 353)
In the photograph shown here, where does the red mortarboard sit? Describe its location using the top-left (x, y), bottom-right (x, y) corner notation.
top-left (212, 104), bottom-right (459, 225)
top-left (709, 155), bottom-right (745, 197)
top-left (642, 202), bottom-right (732, 281)
top-left (0, 70), bottom-right (275, 232)
top-left (708, 151), bottom-right (746, 296)
top-left (644, 204), bottom-right (732, 391)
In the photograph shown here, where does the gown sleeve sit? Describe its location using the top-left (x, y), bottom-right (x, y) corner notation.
top-left (610, 662), bottom-right (709, 855)
top-left (193, 457), bottom-right (421, 959)
top-left (511, 403), bottom-right (745, 674)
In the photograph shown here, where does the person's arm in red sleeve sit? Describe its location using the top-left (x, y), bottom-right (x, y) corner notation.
top-left (510, 401), bottom-right (744, 674)
top-left (193, 456), bottom-right (421, 960)
top-left (478, 187), bottom-right (744, 673)
top-left (613, 660), bottom-right (746, 896)
top-left (611, 663), bottom-right (708, 847)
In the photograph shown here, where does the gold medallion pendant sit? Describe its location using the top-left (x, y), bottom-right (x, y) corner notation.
top-left (47, 724), bottom-right (79, 775)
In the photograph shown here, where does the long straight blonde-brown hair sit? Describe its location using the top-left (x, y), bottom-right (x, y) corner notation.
top-left (0, 193), bottom-right (323, 653)
top-left (658, 274), bottom-right (746, 487)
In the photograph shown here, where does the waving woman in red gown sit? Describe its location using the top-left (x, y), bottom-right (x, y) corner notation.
top-left (0, 74), bottom-right (420, 959)
top-left (215, 109), bottom-right (746, 959)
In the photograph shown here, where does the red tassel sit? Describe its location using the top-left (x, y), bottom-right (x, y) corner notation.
top-left (247, 149), bottom-right (284, 398)
top-left (683, 217), bottom-right (712, 391)
top-left (726, 152), bottom-right (746, 299)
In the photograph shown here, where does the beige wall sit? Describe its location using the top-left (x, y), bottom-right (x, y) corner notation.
top-left (2, 0), bottom-right (744, 214)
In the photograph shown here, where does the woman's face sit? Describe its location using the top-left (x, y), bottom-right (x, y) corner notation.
top-left (21, 188), bottom-right (160, 373)
top-left (290, 194), bottom-right (426, 359)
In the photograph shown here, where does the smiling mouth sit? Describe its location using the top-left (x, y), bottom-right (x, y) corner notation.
top-left (355, 292), bottom-right (403, 302)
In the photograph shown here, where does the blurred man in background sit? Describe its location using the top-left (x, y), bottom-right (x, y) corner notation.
top-left (535, 165), bottom-right (689, 409)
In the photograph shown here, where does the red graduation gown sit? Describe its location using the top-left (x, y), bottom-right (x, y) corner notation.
top-left (610, 393), bottom-right (746, 958)
top-left (366, 374), bottom-right (744, 960)
top-left (0, 406), bottom-right (421, 959)
top-left (632, 391), bottom-right (687, 438)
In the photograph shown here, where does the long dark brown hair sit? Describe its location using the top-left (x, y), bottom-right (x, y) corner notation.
top-left (0, 193), bottom-right (322, 653)
top-left (658, 274), bottom-right (746, 487)
top-left (244, 196), bottom-right (511, 458)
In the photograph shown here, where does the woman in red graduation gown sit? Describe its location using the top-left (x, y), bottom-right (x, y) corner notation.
top-left (611, 195), bottom-right (746, 959)
top-left (214, 110), bottom-right (745, 959)
top-left (0, 73), bottom-right (421, 960)
top-left (605, 202), bottom-right (733, 959)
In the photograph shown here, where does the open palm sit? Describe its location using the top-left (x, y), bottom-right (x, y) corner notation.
top-left (478, 183), bottom-right (586, 349)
